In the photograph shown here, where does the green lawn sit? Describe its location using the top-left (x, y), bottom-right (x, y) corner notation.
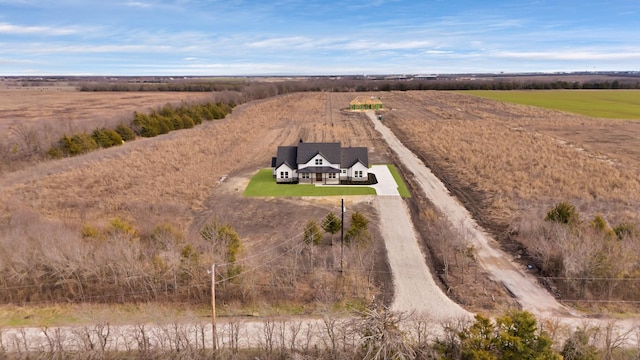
top-left (243, 169), bottom-right (377, 197)
top-left (463, 90), bottom-right (640, 119)
top-left (388, 165), bottom-right (411, 198)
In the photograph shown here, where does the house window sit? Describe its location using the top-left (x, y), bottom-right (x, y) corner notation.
top-left (280, 171), bottom-right (289, 178)
top-left (341, 169), bottom-right (347, 174)
top-left (355, 170), bottom-right (363, 178)
top-left (301, 173), bottom-right (310, 179)
top-left (315, 159), bottom-right (323, 165)
top-left (328, 173), bottom-right (336, 179)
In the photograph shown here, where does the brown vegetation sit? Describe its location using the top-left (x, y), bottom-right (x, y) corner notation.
top-left (0, 91), bottom-right (395, 308)
top-left (0, 90), bottom-right (218, 172)
top-left (6, 85), bottom-right (637, 313)
top-left (383, 90), bottom-right (640, 308)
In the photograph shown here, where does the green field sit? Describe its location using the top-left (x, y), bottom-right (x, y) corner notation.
top-left (243, 169), bottom-right (376, 197)
top-left (463, 90), bottom-right (640, 119)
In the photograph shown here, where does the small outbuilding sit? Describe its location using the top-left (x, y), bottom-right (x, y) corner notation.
top-left (349, 96), bottom-right (383, 110)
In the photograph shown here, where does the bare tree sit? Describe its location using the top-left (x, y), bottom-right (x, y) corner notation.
top-left (9, 123), bottom-right (41, 157)
top-left (601, 320), bottom-right (634, 360)
top-left (355, 305), bottom-right (416, 360)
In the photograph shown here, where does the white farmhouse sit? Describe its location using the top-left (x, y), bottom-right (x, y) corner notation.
top-left (272, 140), bottom-right (369, 184)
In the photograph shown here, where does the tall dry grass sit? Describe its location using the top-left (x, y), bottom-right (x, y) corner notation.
top-left (0, 92), bottom-right (389, 306)
top-left (382, 90), bottom-right (640, 307)
top-left (383, 91), bottom-right (640, 225)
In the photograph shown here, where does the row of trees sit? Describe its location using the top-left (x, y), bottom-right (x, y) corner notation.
top-left (0, 206), bottom-right (379, 307)
top-left (78, 81), bottom-right (244, 92)
top-left (77, 77), bottom-right (640, 94)
top-left (46, 101), bottom-right (234, 158)
top-left (3, 307), bottom-right (636, 359)
top-left (132, 101), bottom-right (232, 138)
top-left (0, 215), bottom-right (213, 304)
top-left (518, 201), bottom-right (640, 302)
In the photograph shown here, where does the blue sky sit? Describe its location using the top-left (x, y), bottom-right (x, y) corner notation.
top-left (1, 0), bottom-right (639, 75)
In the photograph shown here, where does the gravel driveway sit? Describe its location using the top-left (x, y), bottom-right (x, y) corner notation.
top-left (366, 111), bottom-right (572, 319)
top-left (376, 195), bottom-right (471, 320)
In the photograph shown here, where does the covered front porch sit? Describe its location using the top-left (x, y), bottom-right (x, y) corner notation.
top-left (297, 166), bottom-right (341, 185)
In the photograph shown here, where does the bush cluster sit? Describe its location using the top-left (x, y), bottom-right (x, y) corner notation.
top-left (521, 201), bottom-right (640, 303)
top-left (47, 101), bottom-right (234, 158)
top-left (131, 102), bottom-right (233, 138)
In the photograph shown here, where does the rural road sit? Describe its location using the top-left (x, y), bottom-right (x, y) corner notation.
top-left (365, 111), bottom-right (573, 319)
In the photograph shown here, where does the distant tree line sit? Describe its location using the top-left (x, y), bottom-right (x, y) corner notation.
top-left (77, 77), bottom-right (640, 96)
top-left (47, 101), bottom-right (235, 158)
top-left (79, 81), bottom-right (245, 92)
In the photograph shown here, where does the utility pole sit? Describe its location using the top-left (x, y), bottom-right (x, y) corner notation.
top-left (211, 264), bottom-right (217, 356)
top-left (340, 198), bottom-right (345, 273)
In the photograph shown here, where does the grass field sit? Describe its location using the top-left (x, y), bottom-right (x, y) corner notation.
top-left (463, 90), bottom-right (640, 119)
top-left (243, 168), bottom-right (377, 196)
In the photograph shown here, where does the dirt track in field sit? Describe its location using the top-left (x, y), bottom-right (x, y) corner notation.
top-left (368, 111), bottom-right (573, 318)
top-left (380, 91), bottom-right (640, 229)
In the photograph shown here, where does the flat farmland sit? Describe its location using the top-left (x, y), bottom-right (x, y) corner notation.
top-left (463, 90), bottom-right (640, 119)
top-left (382, 90), bottom-right (640, 229)
top-left (0, 89), bottom-right (212, 147)
top-left (5, 88), bottom-right (640, 313)
top-left (0, 91), bottom-right (392, 229)
top-left (0, 91), bottom-right (397, 309)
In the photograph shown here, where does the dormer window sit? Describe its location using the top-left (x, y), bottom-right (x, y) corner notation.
top-left (315, 159), bottom-right (323, 165)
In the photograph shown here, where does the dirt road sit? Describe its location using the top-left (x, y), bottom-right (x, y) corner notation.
top-left (366, 111), bottom-right (573, 318)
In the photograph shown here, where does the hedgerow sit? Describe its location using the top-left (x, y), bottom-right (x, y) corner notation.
top-left (47, 101), bottom-right (235, 158)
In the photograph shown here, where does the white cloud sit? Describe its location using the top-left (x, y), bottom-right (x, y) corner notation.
top-left (495, 50), bottom-right (640, 61)
top-left (247, 36), bottom-right (311, 49)
top-left (0, 22), bottom-right (78, 36)
top-left (125, 1), bottom-right (153, 8)
top-left (0, 57), bottom-right (34, 65)
top-left (12, 43), bottom-right (174, 54)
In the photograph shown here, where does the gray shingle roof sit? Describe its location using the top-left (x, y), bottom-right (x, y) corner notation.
top-left (274, 142), bottom-right (368, 170)
top-left (297, 142), bottom-right (341, 164)
top-left (341, 147), bottom-right (369, 168)
top-left (275, 146), bottom-right (297, 169)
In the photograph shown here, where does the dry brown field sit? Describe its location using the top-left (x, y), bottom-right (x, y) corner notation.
top-left (0, 92), bottom-right (392, 229)
top-left (383, 91), bottom-right (640, 308)
top-left (382, 91), bottom-right (640, 228)
top-left (0, 90), bottom-right (403, 311)
top-left (0, 89), bottom-right (211, 145)
top-left (6, 88), bottom-right (640, 312)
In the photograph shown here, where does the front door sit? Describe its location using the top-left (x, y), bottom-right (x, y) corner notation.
top-left (316, 173), bottom-right (322, 182)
